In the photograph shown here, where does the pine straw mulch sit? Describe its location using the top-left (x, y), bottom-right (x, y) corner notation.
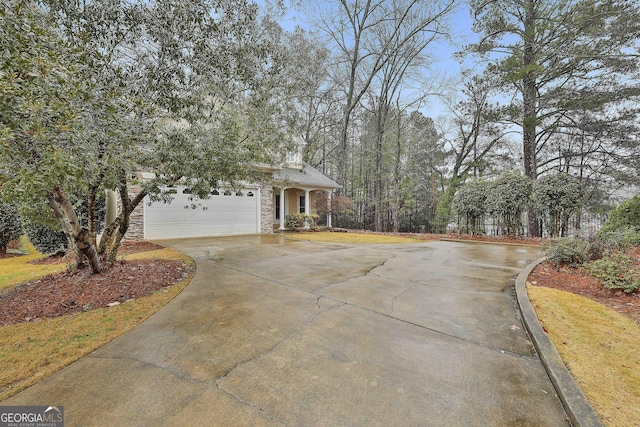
top-left (0, 242), bottom-right (192, 326)
top-left (528, 246), bottom-right (640, 324)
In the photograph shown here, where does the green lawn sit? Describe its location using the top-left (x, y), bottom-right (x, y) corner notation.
top-left (0, 238), bottom-right (66, 292)
top-left (527, 284), bottom-right (640, 427)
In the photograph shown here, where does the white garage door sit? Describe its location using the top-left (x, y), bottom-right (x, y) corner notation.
top-left (144, 187), bottom-right (260, 239)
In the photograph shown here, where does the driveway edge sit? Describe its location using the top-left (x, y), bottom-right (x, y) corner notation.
top-left (515, 257), bottom-right (603, 427)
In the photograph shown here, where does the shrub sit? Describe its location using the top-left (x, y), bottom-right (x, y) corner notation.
top-left (532, 173), bottom-right (585, 237)
top-left (583, 253), bottom-right (640, 293)
top-left (543, 237), bottom-right (590, 268)
top-left (585, 234), bottom-right (607, 261)
top-left (0, 203), bottom-right (22, 254)
top-left (24, 222), bottom-right (68, 255)
top-left (285, 213), bottom-right (319, 230)
top-left (599, 196), bottom-right (640, 234)
top-left (485, 171), bottom-right (532, 236)
top-left (598, 226), bottom-right (640, 251)
top-left (452, 179), bottom-right (488, 235)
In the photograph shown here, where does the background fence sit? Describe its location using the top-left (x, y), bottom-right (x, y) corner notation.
top-left (328, 209), bottom-right (608, 237)
top-left (455, 212), bottom-right (608, 238)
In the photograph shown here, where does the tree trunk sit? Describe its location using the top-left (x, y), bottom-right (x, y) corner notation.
top-left (49, 187), bottom-right (101, 273)
top-left (374, 116), bottom-right (384, 232)
top-left (46, 190), bottom-right (84, 267)
top-left (88, 184), bottom-right (100, 248)
top-left (107, 177), bottom-right (148, 262)
top-left (98, 216), bottom-right (120, 255)
top-left (392, 109), bottom-right (402, 232)
top-left (523, 0), bottom-right (540, 237)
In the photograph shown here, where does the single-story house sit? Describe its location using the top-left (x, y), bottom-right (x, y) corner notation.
top-left (125, 151), bottom-right (340, 240)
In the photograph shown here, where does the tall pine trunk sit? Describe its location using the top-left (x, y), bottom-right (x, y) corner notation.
top-left (523, 0), bottom-right (540, 237)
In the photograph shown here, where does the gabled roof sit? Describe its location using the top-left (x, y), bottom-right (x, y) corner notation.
top-left (273, 162), bottom-right (341, 190)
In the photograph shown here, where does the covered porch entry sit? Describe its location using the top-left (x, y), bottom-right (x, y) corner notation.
top-left (272, 162), bottom-right (341, 230)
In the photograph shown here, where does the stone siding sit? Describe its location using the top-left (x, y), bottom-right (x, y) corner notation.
top-left (125, 185), bottom-right (145, 241)
top-left (260, 183), bottom-right (274, 234)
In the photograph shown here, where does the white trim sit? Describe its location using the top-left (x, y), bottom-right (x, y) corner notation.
top-left (256, 186), bottom-right (261, 234)
top-left (143, 197), bottom-right (148, 239)
top-left (327, 191), bottom-right (332, 228)
top-left (304, 189), bottom-right (310, 216)
top-left (296, 191), bottom-right (305, 214)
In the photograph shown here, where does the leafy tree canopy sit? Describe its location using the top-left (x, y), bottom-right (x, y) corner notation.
top-left (1, 0), bottom-right (291, 273)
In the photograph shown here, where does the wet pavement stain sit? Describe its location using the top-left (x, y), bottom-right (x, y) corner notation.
top-left (5, 236), bottom-right (569, 426)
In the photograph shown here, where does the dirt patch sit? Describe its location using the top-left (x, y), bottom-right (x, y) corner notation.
top-left (0, 257), bottom-right (191, 325)
top-left (529, 247), bottom-right (640, 324)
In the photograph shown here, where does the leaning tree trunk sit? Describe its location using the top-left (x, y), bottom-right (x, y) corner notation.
top-left (46, 190), bottom-right (85, 267)
top-left (48, 187), bottom-right (102, 273)
top-left (106, 177), bottom-right (148, 263)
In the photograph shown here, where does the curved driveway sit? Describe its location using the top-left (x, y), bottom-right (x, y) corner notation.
top-left (6, 235), bottom-right (569, 426)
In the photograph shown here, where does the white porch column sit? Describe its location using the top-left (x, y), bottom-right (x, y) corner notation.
top-left (304, 189), bottom-right (310, 229)
top-left (279, 187), bottom-right (286, 230)
top-left (327, 190), bottom-right (332, 228)
top-left (104, 189), bottom-right (118, 227)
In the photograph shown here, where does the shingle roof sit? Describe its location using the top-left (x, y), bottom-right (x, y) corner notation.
top-left (273, 162), bottom-right (341, 189)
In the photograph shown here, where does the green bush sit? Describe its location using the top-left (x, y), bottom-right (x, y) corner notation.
top-left (24, 222), bottom-right (68, 255)
top-left (598, 226), bottom-right (640, 250)
top-left (0, 202), bottom-right (22, 254)
top-left (599, 196), bottom-right (640, 234)
top-left (532, 173), bottom-right (585, 237)
top-left (543, 237), bottom-right (590, 268)
top-left (285, 213), bottom-right (319, 230)
top-left (486, 171), bottom-right (532, 236)
top-left (583, 252), bottom-right (640, 293)
top-left (452, 179), bottom-right (488, 235)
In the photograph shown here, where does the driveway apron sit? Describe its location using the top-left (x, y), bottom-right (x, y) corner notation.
top-left (5, 236), bottom-right (570, 426)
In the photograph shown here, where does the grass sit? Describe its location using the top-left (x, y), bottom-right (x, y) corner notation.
top-left (527, 284), bottom-right (640, 427)
top-left (0, 237), bottom-right (67, 292)
top-left (285, 231), bottom-right (423, 244)
top-left (0, 246), bottom-right (194, 401)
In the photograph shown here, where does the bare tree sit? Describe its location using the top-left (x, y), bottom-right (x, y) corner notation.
top-left (311, 0), bottom-right (455, 194)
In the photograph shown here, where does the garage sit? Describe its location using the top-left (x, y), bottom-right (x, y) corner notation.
top-left (143, 186), bottom-right (260, 239)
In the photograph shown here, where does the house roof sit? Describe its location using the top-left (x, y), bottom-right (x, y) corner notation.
top-left (273, 162), bottom-right (341, 190)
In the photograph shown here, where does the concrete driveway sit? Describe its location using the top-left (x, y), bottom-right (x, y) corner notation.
top-left (6, 235), bottom-right (570, 426)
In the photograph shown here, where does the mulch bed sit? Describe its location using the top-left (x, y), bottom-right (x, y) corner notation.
top-left (0, 241), bottom-right (191, 326)
top-left (528, 247), bottom-right (640, 324)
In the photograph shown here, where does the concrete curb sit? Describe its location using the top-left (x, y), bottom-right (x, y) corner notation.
top-left (515, 257), bottom-right (603, 427)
